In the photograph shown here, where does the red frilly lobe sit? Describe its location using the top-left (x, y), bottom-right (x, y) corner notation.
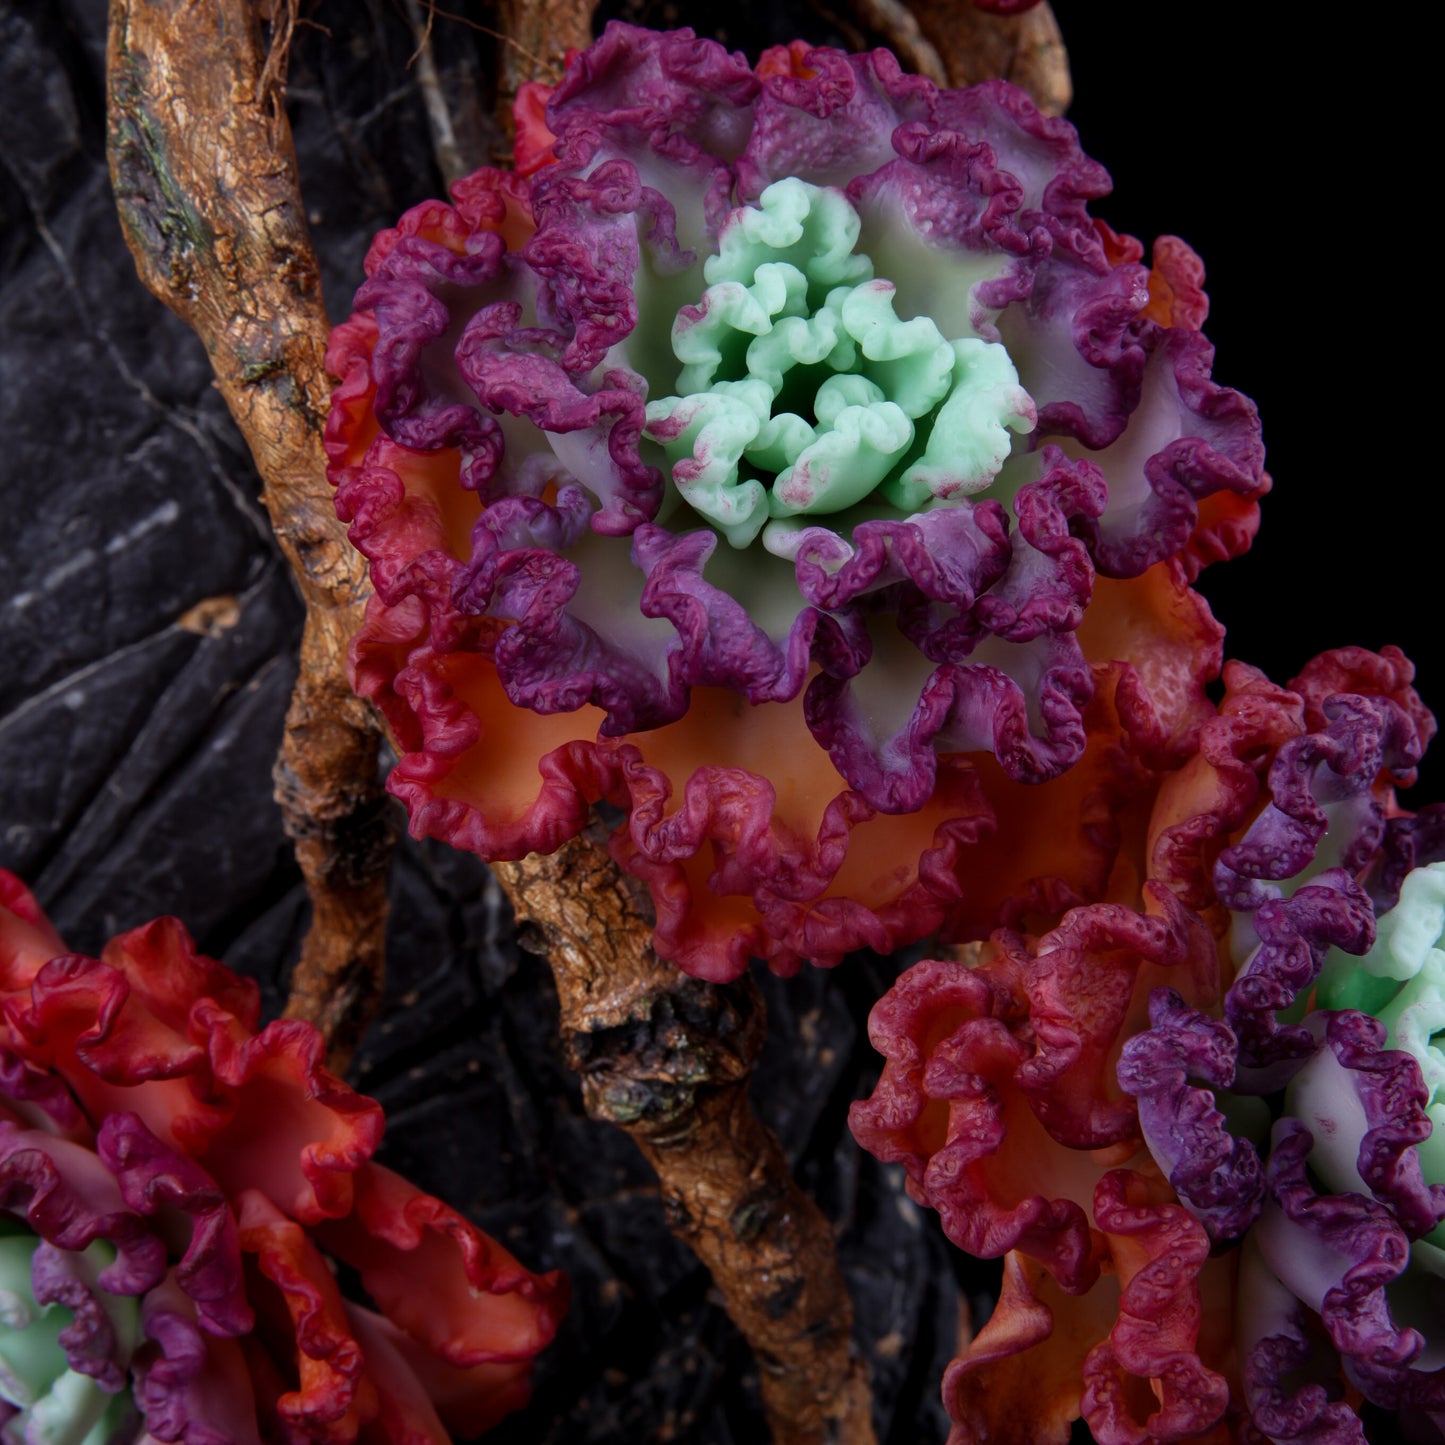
top-left (849, 890), bottom-right (1231, 1442)
top-left (850, 646), bottom-right (1442, 1441)
top-left (0, 873), bottom-right (567, 1441)
top-left (329, 24), bottom-right (1260, 982)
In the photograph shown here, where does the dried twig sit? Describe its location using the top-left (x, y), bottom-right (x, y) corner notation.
top-left (494, 831), bottom-right (875, 1445)
top-left (402, 0), bottom-right (488, 185)
top-left (106, 0), bottom-right (392, 1070)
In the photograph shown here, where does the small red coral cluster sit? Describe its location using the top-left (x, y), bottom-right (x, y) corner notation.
top-left (0, 874), bottom-right (567, 1442)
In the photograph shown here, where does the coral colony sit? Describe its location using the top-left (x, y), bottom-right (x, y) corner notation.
top-left (4, 22), bottom-right (1438, 1443)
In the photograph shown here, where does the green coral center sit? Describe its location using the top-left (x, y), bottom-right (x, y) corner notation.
top-left (643, 178), bottom-right (1034, 550)
top-left (0, 1222), bottom-right (140, 1444)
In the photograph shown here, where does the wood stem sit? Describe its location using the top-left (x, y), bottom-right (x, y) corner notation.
top-left (494, 830), bottom-right (875, 1445)
top-left (493, 0), bottom-right (598, 136)
top-left (106, 0), bottom-right (392, 1069)
top-left (902, 0), bottom-right (1071, 114)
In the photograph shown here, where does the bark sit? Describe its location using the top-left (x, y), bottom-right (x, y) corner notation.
top-left (848, 0), bottom-right (949, 83)
top-left (105, 0), bottom-right (391, 1070)
top-left (493, 0), bottom-right (598, 136)
top-left (903, 0), bottom-right (1071, 114)
top-left (494, 833), bottom-right (875, 1445)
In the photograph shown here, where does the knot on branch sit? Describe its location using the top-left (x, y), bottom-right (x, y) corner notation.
top-left (569, 976), bottom-right (765, 1136)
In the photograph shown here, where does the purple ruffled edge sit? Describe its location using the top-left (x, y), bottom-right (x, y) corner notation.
top-left (132, 1277), bottom-right (262, 1445)
top-left (1116, 987), bottom-right (1265, 1242)
top-left (0, 1121), bottom-right (166, 1299)
top-left (1218, 691), bottom-right (1432, 1081)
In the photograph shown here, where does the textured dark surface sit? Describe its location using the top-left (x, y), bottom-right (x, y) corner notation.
top-left (0, 2), bottom-right (1432, 1442)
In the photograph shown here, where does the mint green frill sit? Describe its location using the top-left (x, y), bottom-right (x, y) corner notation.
top-left (644, 178), bottom-right (1034, 550)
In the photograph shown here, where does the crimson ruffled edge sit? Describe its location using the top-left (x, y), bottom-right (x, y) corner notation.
top-left (0, 873), bottom-right (570, 1441)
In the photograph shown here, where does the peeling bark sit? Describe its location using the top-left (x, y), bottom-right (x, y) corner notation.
top-left (494, 831), bottom-right (875, 1445)
top-left (105, 0), bottom-right (391, 1070)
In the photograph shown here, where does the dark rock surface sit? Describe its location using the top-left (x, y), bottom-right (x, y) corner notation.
top-left (0, 3), bottom-right (1430, 1442)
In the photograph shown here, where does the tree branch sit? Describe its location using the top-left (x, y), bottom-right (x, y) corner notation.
top-left (106, 0), bottom-right (392, 1069)
top-left (493, 0), bottom-right (598, 136)
top-left (903, 0), bottom-right (1071, 114)
top-left (494, 831), bottom-right (875, 1445)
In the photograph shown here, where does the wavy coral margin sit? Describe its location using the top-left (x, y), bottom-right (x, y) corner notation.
top-left (105, 0), bottom-right (392, 1071)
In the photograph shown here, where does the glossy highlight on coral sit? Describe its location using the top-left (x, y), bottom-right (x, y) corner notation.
top-left (0, 873), bottom-right (567, 1443)
top-left (326, 22), bottom-right (1265, 982)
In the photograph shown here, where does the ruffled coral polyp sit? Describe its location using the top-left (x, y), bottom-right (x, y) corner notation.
top-left (847, 649), bottom-right (1445, 1441)
top-left (328, 23), bottom-right (1265, 980)
top-left (0, 873), bottom-right (567, 1442)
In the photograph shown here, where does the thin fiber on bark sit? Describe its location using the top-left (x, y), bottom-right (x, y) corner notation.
top-left (494, 833), bottom-right (875, 1445)
top-left (105, 0), bottom-right (391, 1069)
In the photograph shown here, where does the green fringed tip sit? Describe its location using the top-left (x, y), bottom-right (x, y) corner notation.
top-left (644, 178), bottom-right (1035, 551)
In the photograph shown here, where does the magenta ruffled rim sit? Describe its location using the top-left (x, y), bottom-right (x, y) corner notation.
top-left (1217, 684), bottom-right (1434, 1081)
top-left (1080, 1170), bottom-right (1228, 1442)
top-left (1116, 986), bottom-right (1266, 1242)
top-left (0, 1121), bottom-right (166, 1298)
top-left (336, 19), bottom-right (1265, 843)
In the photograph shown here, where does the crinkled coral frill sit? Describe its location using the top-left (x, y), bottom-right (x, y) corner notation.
top-left (1241, 1113), bottom-right (1444, 1441)
top-left (848, 885), bottom-right (1230, 1440)
top-left (851, 647), bottom-right (1443, 1441)
top-left (327, 21), bottom-right (1262, 981)
top-left (1216, 649), bottom-right (1436, 1086)
top-left (1221, 1007), bottom-right (1445, 1439)
top-left (942, 1178), bottom-right (1231, 1445)
top-left (0, 873), bottom-right (568, 1442)
top-left (1122, 656), bottom-right (1445, 1439)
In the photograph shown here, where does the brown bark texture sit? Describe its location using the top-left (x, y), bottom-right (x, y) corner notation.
top-left (889, 0), bottom-right (1071, 114)
top-left (493, 0), bottom-right (599, 135)
top-left (845, 0), bottom-right (949, 81)
top-left (494, 834), bottom-right (875, 1445)
top-left (105, 0), bottom-right (392, 1070)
